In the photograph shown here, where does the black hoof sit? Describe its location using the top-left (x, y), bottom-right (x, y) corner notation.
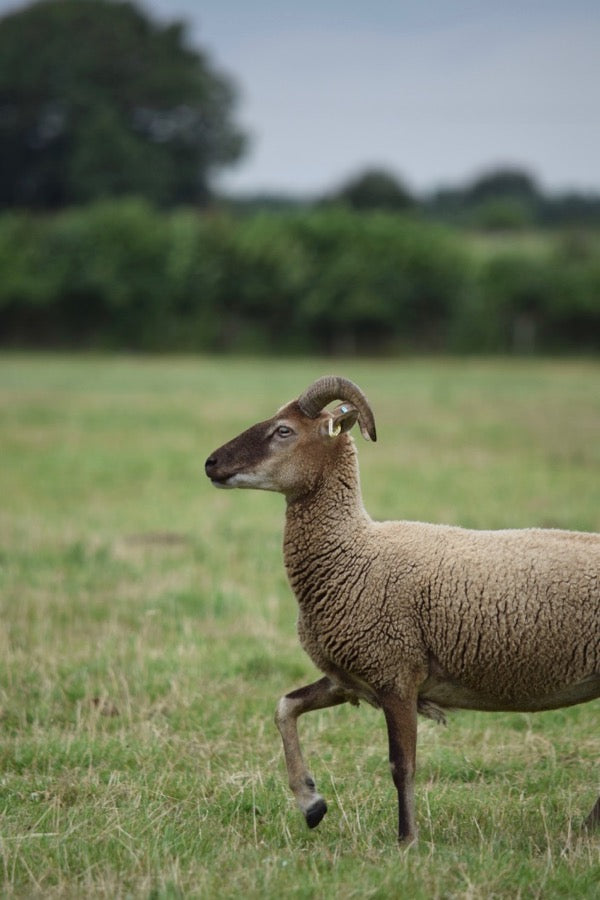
top-left (305, 798), bottom-right (327, 829)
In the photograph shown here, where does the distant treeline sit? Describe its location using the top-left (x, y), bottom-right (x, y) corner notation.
top-left (1, 199), bottom-right (599, 354)
top-left (235, 167), bottom-right (600, 232)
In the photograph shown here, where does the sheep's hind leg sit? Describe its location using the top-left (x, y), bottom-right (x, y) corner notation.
top-left (275, 676), bottom-right (354, 829)
top-left (583, 796), bottom-right (600, 830)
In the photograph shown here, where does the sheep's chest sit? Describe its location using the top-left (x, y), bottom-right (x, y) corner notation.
top-left (295, 596), bottom-right (407, 694)
top-left (286, 535), bottom-right (423, 693)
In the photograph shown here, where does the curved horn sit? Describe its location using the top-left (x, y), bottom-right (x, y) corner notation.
top-left (297, 375), bottom-right (377, 442)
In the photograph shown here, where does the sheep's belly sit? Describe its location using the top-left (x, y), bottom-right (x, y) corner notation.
top-left (419, 672), bottom-right (600, 713)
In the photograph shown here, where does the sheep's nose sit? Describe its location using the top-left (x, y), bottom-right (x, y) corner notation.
top-left (205, 455), bottom-right (218, 475)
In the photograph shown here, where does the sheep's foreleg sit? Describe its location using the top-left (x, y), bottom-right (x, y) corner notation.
top-left (381, 691), bottom-right (418, 845)
top-left (275, 676), bottom-right (353, 829)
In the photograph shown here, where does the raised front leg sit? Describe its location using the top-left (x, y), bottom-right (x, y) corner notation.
top-left (380, 691), bottom-right (418, 845)
top-left (275, 676), bottom-right (356, 829)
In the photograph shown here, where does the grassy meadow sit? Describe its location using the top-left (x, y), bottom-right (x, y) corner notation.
top-left (0, 353), bottom-right (599, 898)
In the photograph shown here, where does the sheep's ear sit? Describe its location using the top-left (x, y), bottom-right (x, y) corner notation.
top-left (323, 403), bottom-right (359, 438)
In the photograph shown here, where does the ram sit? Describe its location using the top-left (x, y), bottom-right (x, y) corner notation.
top-left (205, 375), bottom-right (600, 844)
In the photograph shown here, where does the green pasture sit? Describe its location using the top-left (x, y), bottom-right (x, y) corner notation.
top-left (0, 354), bottom-right (598, 897)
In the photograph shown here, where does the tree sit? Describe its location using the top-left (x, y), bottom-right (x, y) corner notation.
top-left (322, 167), bottom-right (415, 212)
top-left (427, 166), bottom-right (541, 229)
top-left (0, 0), bottom-right (246, 207)
top-left (464, 167), bottom-right (540, 204)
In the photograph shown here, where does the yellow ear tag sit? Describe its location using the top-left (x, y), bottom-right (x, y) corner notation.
top-left (328, 419), bottom-right (341, 437)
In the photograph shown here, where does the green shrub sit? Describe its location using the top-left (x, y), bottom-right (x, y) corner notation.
top-left (0, 202), bottom-right (598, 353)
top-left (287, 210), bottom-right (468, 352)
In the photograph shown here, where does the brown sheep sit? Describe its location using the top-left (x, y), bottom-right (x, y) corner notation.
top-left (205, 375), bottom-right (600, 844)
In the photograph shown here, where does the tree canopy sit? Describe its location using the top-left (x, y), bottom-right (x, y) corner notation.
top-left (464, 167), bottom-right (540, 203)
top-left (0, 0), bottom-right (247, 207)
top-left (322, 167), bottom-right (415, 211)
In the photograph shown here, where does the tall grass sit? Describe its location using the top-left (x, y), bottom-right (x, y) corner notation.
top-left (0, 354), bottom-right (598, 897)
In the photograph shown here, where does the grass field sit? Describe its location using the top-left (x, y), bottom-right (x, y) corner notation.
top-left (0, 354), bottom-right (599, 898)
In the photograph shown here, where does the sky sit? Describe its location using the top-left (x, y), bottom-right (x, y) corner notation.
top-left (2, 0), bottom-right (599, 197)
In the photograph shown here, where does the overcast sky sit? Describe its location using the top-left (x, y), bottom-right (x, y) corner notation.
top-left (2, 0), bottom-right (599, 197)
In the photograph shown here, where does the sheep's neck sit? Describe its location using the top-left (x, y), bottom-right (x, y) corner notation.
top-left (283, 440), bottom-right (370, 609)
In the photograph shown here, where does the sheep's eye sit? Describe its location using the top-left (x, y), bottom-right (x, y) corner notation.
top-left (275, 425), bottom-right (294, 438)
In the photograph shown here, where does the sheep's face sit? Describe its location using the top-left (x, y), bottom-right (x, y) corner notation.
top-left (205, 401), bottom-right (359, 500)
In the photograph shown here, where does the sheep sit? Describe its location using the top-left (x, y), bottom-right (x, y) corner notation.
top-left (204, 375), bottom-right (600, 844)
